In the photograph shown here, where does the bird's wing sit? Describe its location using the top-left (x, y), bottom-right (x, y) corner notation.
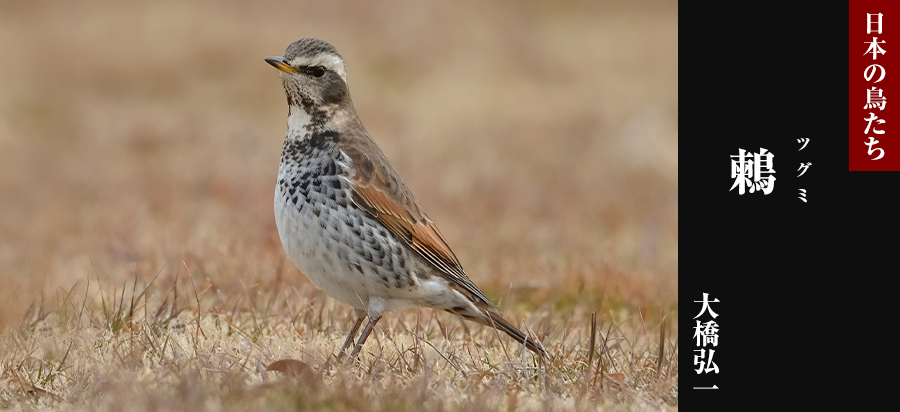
top-left (341, 140), bottom-right (496, 308)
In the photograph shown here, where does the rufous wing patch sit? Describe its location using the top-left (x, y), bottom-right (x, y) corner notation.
top-left (351, 182), bottom-right (462, 276)
top-left (343, 147), bottom-right (496, 307)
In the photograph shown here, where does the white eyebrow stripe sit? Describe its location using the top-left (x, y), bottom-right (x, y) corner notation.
top-left (288, 54), bottom-right (348, 84)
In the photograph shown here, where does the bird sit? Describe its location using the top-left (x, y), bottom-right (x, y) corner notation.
top-left (265, 38), bottom-right (547, 361)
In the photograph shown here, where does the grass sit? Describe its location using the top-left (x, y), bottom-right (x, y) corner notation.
top-left (2, 273), bottom-right (678, 410)
top-left (0, 0), bottom-right (677, 410)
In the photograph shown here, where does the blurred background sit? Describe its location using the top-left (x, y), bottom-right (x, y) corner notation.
top-left (0, 0), bottom-right (677, 327)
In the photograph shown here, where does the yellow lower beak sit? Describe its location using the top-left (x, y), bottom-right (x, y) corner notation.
top-left (265, 56), bottom-right (299, 74)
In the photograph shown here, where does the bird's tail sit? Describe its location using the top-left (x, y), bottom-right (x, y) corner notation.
top-left (482, 309), bottom-right (548, 359)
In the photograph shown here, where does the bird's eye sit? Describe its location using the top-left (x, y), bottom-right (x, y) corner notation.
top-left (308, 66), bottom-right (326, 77)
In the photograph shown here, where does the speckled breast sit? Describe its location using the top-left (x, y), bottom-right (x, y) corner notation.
top-left (273, 131), bottom-right (416, 310)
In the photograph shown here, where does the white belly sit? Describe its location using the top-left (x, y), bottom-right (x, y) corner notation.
top-left (274, 189), bottom-right (372, 310)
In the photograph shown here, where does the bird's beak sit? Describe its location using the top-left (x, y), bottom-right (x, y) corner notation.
top-left (265, 56), bottom-right (299, 74)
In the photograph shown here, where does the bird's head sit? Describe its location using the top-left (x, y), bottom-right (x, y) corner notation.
top-left (265, 38), bottom-right (350, 110)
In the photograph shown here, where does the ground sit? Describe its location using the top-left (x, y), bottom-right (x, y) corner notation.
top-left (0, 1), bottom-right (678, 410)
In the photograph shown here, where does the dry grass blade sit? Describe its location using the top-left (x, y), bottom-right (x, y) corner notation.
top-left (588, 311), bottom-right (597, 373)
top-left (184, 261), bottom-right (208, 345)
top-left (12, 369), bottom-right (62, 403)
top-left (415, 334), bottom-right (465, 376)
top-left (657, 313), bottom-right (667, 378)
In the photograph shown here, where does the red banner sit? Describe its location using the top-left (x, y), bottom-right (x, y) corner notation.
top-left (851, 2), bottom-right (900, 170)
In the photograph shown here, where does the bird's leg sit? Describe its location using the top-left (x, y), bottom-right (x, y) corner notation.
top-left (336, 309), bottom-right (367, 361)
top-left (347, 315), bottom-right (381, 362)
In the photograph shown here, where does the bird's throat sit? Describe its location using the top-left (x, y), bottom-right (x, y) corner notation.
top-left (287, 105), bottom-right (319, 138)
